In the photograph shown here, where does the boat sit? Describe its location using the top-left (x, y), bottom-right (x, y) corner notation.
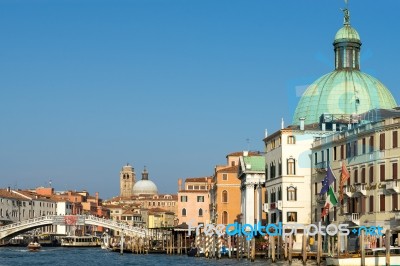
top-left (326, 247), bottom-right (400, 266)
top-left (61, 236), bottom-right (100, 247)
top-left (27, 242), bottom-right (41, 251)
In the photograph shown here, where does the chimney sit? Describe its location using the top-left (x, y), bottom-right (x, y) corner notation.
top-left (264, 129), bottom-right (268, 138)
top-left (299, 118), bottom-right (305, 131)
top-left (95, 192), bottom-right (99, 206)
top-left (322, 123), bottom-right (326, 131)
top-left (178, 179), bottom-right (182, 191)
top-left (243, 151), bottom-right (249, 157)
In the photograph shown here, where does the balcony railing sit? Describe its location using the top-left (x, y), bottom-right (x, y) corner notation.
top-left (345, 213), bottom-right (360, 225)
top-left (354, 183), bottom-right (367, 196)
top-left (386, 180), bottom-right (400, 193)
top-left (344, 185), bottom-right (353, 198)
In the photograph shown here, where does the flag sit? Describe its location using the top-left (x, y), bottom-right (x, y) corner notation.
top-left (339, 162), bottom-right (350, 202)
top-left (321, 187), bottom-right (338, 218)
top-left (319, 165), bottom-right (336, 195)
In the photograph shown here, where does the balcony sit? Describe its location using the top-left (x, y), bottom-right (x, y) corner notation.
top-left (394, 212), bottom-right (400, 220)
top-left (386, 180), bottom-right (400, 193)
top-left (354, 183), bottom-right (367, 196)
top-left (344, 185), bottom-right (353, 198)
top-left (344, 213), bottom-right (360, 225)
top-left (347, 150), bottom-right (385, 165)
top-left (314, 161), bottom-right (327, 173)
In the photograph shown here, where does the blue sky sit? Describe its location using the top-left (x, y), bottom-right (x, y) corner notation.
top-left (1, 0), bottom-right (399, 199)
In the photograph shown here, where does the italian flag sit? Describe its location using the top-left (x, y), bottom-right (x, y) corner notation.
top-left (321, 186), bottom-right (338, 218)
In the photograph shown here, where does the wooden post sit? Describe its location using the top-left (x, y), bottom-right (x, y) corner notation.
top-left (337, 234), bottom-right (341, 258)
top-left (317, 232), bottom-right (322, 266)
top-left (302, 233), bottom-right (307, 264)
top-left (289, 234), bottom-right (293, 264)
top-left (251, 237), bottom-right (255, 262)
top-left (271, 236), bottom-right (276, 263)
top-left (361, 230), bottom-right (365, 266)
top-left (284, 236), bottom-right (288, 260)
top-left (386, 229), bottom-right (391, 266)
top-left (120, 232), bottom-right (124, 255)
top-left (236, 236), bottom-right (240, 260)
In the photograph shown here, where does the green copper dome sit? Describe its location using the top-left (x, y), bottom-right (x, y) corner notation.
top-left (292, 9), bottom-right (397, 125)
top-left (334, 25), bottom-right (360, 43)
top-left (293, 71), bottom-right (397, 125)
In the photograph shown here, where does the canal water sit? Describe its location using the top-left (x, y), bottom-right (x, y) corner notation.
top-left (0, 247), bottom-right (321, 266)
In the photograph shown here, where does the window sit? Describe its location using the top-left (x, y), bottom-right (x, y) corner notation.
top-left (287, 186), bottom-right (297, 201)
top-left (334, 146), bottom-right (337, 161)
top-left (180, 196), bottom-right (187, 202)
top-left (222, 211), bottom-right (228, 224)
top-left (380, 195), bottom-right (385, 212)
top-left (369, 196), bottom-right (374, 212)
top-left (340, 145), bottom-right (344, 160)
top-left (287, 136), bottom-right (295, 144)
top-left (369, 136), bottom-right (374, 153)
top-left (362, 138), bottom-right (366, 154)
top-left (188, 185), bottom-right (193, 190)
top-left (222, 190), bottom-right (228, 203)
top-left (314, 183), bottom-right (318, 195)
top-left (361, 168), bottom-right (366, 183)
top-left (198, 208), bottom-right (203, 217)
top-left (354, 169), bottom-right (358, 183)
top-left (278, 187), bottom-right (282, 200)
top-left (346, 143), bottom-right (351, 158)
top-left (353, 141), bottom-right (358, 157)
top-left (278, 159), bottom-right (282, 176)
top-left (182, 208), bottom-right (186, 216)
top-left (314, 153), bottom-right (318, 165)
top-left (287, 212), bottom-right (297, 222)
top-left (380, 133), bottom-right (386, 151)
top-left (222, 174), bottom-right (228, 181)
top-left (271, 213), bottom-right (277, 224)
top-left (393, 194), bottom-right (398, 211)
top-left (287, 158), bottom-right (296, 175)
top-left (265, 190), bottom-right (268, 203)
top-left (394, 163), bottom-right (398, 180)
top-left (197, 196), bottom-right (204, 202)
top-left (369, 166), bottom-right (374, 183)
top-left (394, 131), bottom-right (398, 148)
top-left (380, 164), bottom-right (385, 182)
top-left (231, 161), bottom-right (235, 166)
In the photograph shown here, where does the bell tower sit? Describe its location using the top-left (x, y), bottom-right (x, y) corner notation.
top-left (120, 163), bottom-right (136, 197)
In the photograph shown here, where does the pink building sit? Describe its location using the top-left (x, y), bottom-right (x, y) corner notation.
top-left (177, 177), bottom-right (212, 226)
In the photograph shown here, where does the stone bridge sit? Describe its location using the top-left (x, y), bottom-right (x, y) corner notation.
top-left (0, 215), bottom-right (149, 242)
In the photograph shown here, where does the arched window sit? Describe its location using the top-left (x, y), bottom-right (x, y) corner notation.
top-left (182, 208), bottom-right (186, 216)
top-left (287, 158), bottom-right (296, 175)
top-left (287, 136), bottom-right (296, 144)
top-left (222, 211), bottom-right (228, 224)
top-left (222, 190), bottom-right (228, 203)
top-left (198, 208), bottom-right (203, 217)
top-left (287, 186), bottom-right (297, 201)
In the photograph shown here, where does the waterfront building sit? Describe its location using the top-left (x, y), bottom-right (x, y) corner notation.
top-left (311, 110), bottom-right (400, 242)
top-left (263, 125), bottom-right (331, 227)
top-left (263, 7), bottom-right (398, 246)
top-left (120, 164), bottom-right (136, 198)
top-left (177, 177), bottom-right (212, 226)
top-left (210, 151), bottom-right (258, 225)
top-left (238, 152), bottom-right (266, 225)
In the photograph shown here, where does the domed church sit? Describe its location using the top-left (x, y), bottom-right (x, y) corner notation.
top-left (132, 167), bottom-right (158, 196)
top-left (293, 8), bottom-right (397, 126)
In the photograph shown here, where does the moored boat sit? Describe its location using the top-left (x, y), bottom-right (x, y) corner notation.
top-left (326, 247), bottom-right (400, 266)
top-left (61, 236), bottom-right (100, 247)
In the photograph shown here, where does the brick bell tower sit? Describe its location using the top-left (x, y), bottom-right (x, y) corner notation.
top-left (120, 163), bottom-right (136, 197)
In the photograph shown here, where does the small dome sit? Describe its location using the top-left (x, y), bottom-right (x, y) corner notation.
top-left (334, 25), bottom-right (360, 43)
top-left (132, 180), bottom-right (158, 196)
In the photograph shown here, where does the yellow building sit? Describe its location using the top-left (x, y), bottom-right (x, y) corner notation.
top-left (211, 152), bottom-right (262, 225)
